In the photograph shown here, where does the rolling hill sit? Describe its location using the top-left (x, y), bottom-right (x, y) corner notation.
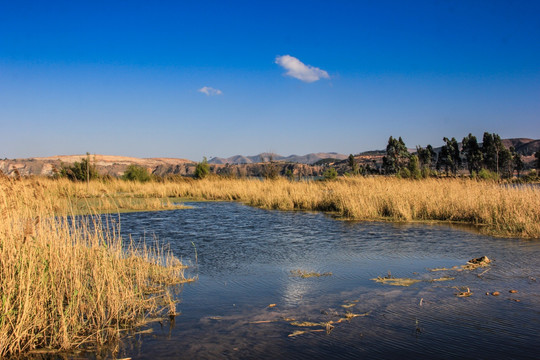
top-left (208, 152), bottom-right (348, 165)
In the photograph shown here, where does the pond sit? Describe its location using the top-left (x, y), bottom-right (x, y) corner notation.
top-left (114, 202), bottom-right (539, 359)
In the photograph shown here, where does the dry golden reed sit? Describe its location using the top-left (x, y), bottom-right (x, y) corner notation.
top-left (14, 176), bottom-right (540, 238)
top-left (0, 177), bottom-right (189, 356)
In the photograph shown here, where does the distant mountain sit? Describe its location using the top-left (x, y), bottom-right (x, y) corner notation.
top-left (208, 152), bottom-right (348, 165)
top-left (501, 138), bottom-right (540, 156)
top-left (3, 136), bottom-right (538, 178)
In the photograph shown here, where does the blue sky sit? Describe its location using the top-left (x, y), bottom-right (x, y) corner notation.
top-left (1, 0), bottom-right (539, 160)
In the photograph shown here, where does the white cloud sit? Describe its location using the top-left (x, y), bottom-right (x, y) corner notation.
top-left (198, 86), bottom-right (223, 96)
top-left (275, 55), bottom-right (330, 83)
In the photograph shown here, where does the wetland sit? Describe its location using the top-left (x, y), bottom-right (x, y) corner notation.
top-left (113, 201), bottom-right (540, 359)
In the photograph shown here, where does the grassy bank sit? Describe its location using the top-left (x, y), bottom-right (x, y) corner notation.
top-left (0, 178), bottom-right (190, 357)
top-left (15, 176), bottom-right (540, 238)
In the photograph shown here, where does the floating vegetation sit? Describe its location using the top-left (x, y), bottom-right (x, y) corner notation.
top-left (267, 303), bottom-right (277, 308)
top-left (430, 266), bottom-right (460, 272)
top-left (288, 329), bottom-right (324, 337)
top-left (248, 303), bottom-right (370, 339)
top-left (371, 272), bottom-right (422, 287)
top-left (290, 270), bottom-right (333, 278)
top-left (289, 320), bottom-right (336, 334)
top-left (249, 320), bottom-right (276, 324)
top-left (429, 276), bottom-right (455, 282)
top-left (455, 287), bottom-right (473, 297)
top-left (341, 303), bottom-right (356, 308)
top-left (372, 277), bottom-right (422, 286)
top-left (288, 330), bottom-right (308, 337)
top-left (340, 312), bottom-right (370, 322)
top-left (290, 321), bottom-right (324, 327)
top-left (429, 256), bottom-right (492, 272)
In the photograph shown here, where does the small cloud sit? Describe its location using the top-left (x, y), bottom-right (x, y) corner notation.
top-left (275, 55), bottom-right (330, 83)
top-left (198, 86), bottom-right (223, 96)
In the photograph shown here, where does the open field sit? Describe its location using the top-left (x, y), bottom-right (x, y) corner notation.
top-left (0, 177), bottom-right (190, 357)
top-left (10, 176), bottom-right (540, 239)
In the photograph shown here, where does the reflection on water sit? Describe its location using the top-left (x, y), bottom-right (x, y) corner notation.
top-left (111, 202), bottom-right (540, 359)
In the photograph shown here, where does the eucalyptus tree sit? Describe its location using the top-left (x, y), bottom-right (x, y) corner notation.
top-left (437, 137), bottom-right (461, 175)
top-left (382, 136), bottom-right (409, 174)
top-left (462, 133), bottom-right (483, 175)
top-left (348, 154), bottom-right (359, 174)
top-left (416, 145), bottom-right (436, 170)
top-left (512, 147), bottom-right (524, 178)
top-left (482, 132), bottom-right (497, 172)
top-left (482, 132), bottom-right (511, 176)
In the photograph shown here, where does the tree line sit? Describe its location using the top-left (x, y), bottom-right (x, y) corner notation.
top-left (382, 132), bottom-right (540, 179)
top-left (49, 133), bottom-right (540, 182)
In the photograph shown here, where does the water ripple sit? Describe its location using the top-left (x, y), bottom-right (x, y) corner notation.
top-left (113, 202), bottom-right (540, 359)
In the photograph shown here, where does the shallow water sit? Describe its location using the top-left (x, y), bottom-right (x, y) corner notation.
top-left (114, 202), bottom-right (539, 359)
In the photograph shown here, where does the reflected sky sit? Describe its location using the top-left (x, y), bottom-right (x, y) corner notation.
top-left (108, 202), bottom-right (540, 359)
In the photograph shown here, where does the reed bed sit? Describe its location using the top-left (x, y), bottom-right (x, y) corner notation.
top-left (0, 177), bottom-right (189, 357)
top-left (14, 176), bottom-right (540, 238)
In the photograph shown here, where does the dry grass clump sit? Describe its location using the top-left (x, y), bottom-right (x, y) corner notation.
top-left (0, 178), bottom-right (189, 356)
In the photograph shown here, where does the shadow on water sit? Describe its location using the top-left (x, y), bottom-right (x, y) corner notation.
top-left (101, 202), bottom-right (539, 359)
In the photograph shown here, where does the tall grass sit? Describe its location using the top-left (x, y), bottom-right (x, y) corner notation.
top-left (14, 176), bottom-right (540, 238)
top-left (0, 177), bottom-right (189, 356)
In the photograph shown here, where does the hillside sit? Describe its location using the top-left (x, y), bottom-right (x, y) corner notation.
top-left (2, 137), bottom-right (538, 178)
top-left (208, 152), bottom-right (348, 165)
top-left (501, 138), bottom-right (540, 156)
top-left (0, 155), bottom-right (194, 178)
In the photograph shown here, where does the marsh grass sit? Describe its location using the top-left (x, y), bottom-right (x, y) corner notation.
top-left (32, 176), bottom-right (539, 238)
top-left (5, 176), bottom-right (540, 238)
top-left (0, 178), bottom-right (190, 356)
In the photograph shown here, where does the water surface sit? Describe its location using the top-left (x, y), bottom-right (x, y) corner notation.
top-left (115, 202), bottom-right (540, 359)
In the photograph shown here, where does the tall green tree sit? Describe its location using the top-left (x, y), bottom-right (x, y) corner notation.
top-left (416, 145), bottom-right (436, 170)
top-left (382, 136), bottom-right (408, 174)
top-left (347, 154), bottom-right (359, 174)
top-left (493, 134), bottom-right (512, 177)
top-left (482, 132), bottom-right (510, 175)
top-left (482, 132), bottom-right (497, 172)
top-left (535, 151), bottom-right (540, 170)
top-left (437, 137), bottom-right (460, 175)
top-left (512, 147), bottom-right (524, 178)
top-left (462, 133), bottom-right (483, 175)
top-left (194, 157), bottom-right (210, 179)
